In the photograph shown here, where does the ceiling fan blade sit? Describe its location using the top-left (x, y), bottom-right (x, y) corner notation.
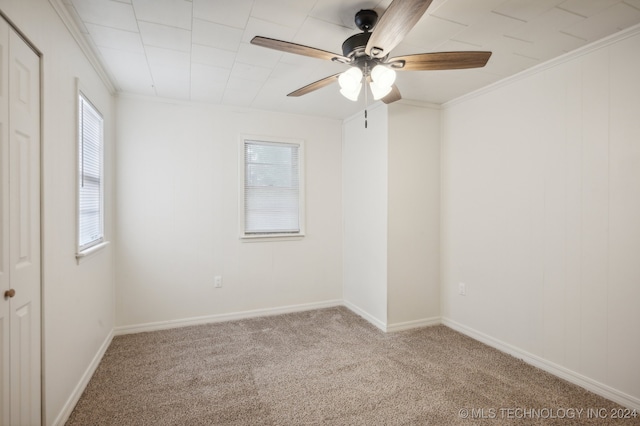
top-left (365, 0), bottom-right (433, 58)
top-left (382, 85), bottom-right (402, 104)
top-left (288, 74), bottom-right (341, 97)
top-left (388, 51), bottom-right (492, 71)
top-left (251, 36), bottom-right (349, 63)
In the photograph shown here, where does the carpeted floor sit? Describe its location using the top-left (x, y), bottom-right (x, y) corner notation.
top-left (67, 307), bottom-right (639, 425)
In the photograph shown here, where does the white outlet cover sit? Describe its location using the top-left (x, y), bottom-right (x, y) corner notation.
top-left (458, 282), bottom-right (466, 296)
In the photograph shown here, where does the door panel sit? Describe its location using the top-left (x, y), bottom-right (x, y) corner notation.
top-left (15, 303), bottom-right (33, 423)
top-left (8, 25), bottom-right (41, 426)
top-left (15, 131), bottom-right (32, 266)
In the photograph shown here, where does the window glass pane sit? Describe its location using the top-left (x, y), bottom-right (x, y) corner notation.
top-left (78, 94), bottom-right (104, 250)
top-left (244, 140), bottom-right (300, 235)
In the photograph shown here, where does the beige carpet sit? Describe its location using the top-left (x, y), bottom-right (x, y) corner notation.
top-left (67, 307), bottom-right (638, 425)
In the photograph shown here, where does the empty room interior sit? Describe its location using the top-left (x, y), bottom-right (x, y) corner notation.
top-left (1, 0), bottom-right (639, 424)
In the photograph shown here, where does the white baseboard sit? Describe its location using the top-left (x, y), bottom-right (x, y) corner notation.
top-left (441, 317), bottom-right (640, 411)
top-left (342, 300), bottom-right (387, 331)
top-left (386, 316), bottom-right (441, 332)
top-left (52, 330), bottom-right (113, 426)
top-left (341, 301), bottom-right (441, 333)
top-left (113, 299), bottom-right (343, 336)
top-left (114, 299), bottom-right (439, 337)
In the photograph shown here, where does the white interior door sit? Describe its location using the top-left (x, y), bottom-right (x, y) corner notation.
top-left (0, 16), bottom-right (41, 426)
top-left (0, 16), bottom-right (11, 426)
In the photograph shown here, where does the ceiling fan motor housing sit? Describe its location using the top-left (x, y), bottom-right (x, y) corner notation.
top-left (342, 8), bottom-right (393, 71)
top-left (343, 9), bottom-right (379, 58)
top-left (342, 32), bottom-right (372, 58)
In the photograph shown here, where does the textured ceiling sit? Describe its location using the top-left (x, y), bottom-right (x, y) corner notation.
top-left (60, 0), bottom-right (640, 119)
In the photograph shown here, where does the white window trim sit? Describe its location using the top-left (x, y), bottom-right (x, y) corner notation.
top-left (76, 241), bottom-right (110, 261)
top-left (238, 134), bottom-right (306, 241)
top-left (75, 79), bottom-right (108, 261)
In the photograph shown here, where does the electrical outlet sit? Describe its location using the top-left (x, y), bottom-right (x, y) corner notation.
top-left (214, 276), bottom-right (222, 288)
top-left (458, 282), bottom-right (466, 296)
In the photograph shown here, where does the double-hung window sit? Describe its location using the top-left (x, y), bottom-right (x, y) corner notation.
top-left (241, 137), bottom-right (305, 239)
top-left (77, 92), bottom-right (105, 255)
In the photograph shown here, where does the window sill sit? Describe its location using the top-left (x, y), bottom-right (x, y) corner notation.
top-left (241, 233), bottom-right (305, 243)
top-left (76, 241), bottom-right (110, 263)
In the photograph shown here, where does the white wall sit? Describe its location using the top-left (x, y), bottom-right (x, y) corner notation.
top-left (5, 0), bottom-right (637, 421)
top-left (115, 96), bottom-right (343, 328)
top-left (387, 103), bottom-right (440, 326)
top-left (342, 104), bottom-right (389, 328)
top-left (0, 1), bottom-right (116, 424)
top-left (441, 29), bottom-right (640, 407)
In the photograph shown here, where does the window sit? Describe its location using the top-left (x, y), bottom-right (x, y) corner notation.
top-left (77, 93), bottom-right (104, 254)
top-left (241, 137), bottom-right (305, 238)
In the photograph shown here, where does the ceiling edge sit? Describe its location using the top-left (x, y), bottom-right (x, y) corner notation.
top-left (443, 22), bottom-right (640, 109)
top-left (48, 0), bottom-right (117, 95)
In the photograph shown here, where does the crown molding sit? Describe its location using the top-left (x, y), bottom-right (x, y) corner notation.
top-left (48, 0), bottom-right (116, 94)
top-left (393, 99), bottom-right (441, 110)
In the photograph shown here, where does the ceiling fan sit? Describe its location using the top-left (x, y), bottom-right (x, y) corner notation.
top-left (251, 0), bottom-right (492, 104)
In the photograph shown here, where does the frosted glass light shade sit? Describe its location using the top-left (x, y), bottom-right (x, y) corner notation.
top-left (340, 83), bottom-right (362, 101)
top-left (371, 65), bottom-right (396, 87)
top-left (370, 80), bottom-right (392, 100)
top-left (339, 67), bottom-right (363, 90)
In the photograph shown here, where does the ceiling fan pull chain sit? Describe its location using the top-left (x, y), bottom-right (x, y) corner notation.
top-left (364, 71), bottom-right (368, 129)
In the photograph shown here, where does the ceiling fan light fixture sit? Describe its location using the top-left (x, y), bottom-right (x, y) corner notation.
top-left (338, 67), bottom-right (363, 91)
top-left (340, 83), bottom-right (362, 102)
top-left (252, 1), bottom-right (493, 106)
top-left (371, 65), bottom-right (396, 88)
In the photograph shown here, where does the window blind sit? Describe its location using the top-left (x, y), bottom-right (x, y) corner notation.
top-left (244, 140), bottom-right (300, 234)
top-left (78, 94), bottom-right (104, 250)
